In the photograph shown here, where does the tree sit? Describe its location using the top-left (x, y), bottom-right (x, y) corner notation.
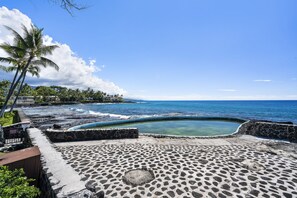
top-left (9, 66), bottom-right (40, 112)
top-left (93, 91), bottom-right (104, 102)
top-left (48, 0), bottom-right (87, 15)
top-left (35, 86), bottom-right (57, 97)
top-left (0, 25), bottom-right (59, 117)
top-left (19, 83), bottom-right (36, 96)
top-left (0, 31), bottom-right (27, 111)
top-left (0, 166), bottom-right (40, 198)
top-left (0, 80), bottom-right (10, 106)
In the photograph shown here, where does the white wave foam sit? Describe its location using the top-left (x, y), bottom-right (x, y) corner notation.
top-left (131, 113), bottom-right (193, 119)
top-left (88, 110), bottom-right (130, 119)
top-left (69, 108), bottom-right (85, 113)
top-left (131, 114), bottom-right (161, 119)
top-left (91, 103), bottom-right (114, 105)
top-left (69, 107), bottom-right (130, 119)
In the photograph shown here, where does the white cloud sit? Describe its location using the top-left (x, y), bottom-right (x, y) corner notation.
top-left (89, 59), bottom-right (96, 67)
top-left (218, 89), bottom-right (237, 92)
top-left (253, 80), bottom-right (272, 82)
top-left (0, 7), bottom-right (32, 47)
top-left (0, 6), bottom-right (125, 95)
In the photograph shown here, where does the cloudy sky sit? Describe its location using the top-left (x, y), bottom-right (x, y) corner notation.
top-left (0, 0), bottom-right (297, 100)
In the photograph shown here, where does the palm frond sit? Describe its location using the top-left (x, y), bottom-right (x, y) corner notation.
top-left (39, 45), bottom-right (59, 56)
top-left (33, 72), bottom-right (40, 78)
top-left (0, 43), bottom-right (26, 57)
top-left (0, 57), bottom-right (18, 64)
top-left (31, 25), bottom-right (43, 49)
top-left (30, 60), bottom-right (44, 67)
top-left (0, 42), bottom-right (14, 53)
top-left (0, 65), bottom-right (10, 72)
top-left (27, 65), bottom-right (41, 78)
top-left (39, 57), bottom-right (59, 71)
top-left (23, 25), bottom-right (35, 49)
top-left (1, 25), bottom-right (59, 83)
top-left (1, 66), bottom-right (19, 72)
top-left (35, 27), bottom-right (43, 41)
top-left (21, 24), bottom-right (30, 36)
top-left (4, 25), bottom-right (28, 48)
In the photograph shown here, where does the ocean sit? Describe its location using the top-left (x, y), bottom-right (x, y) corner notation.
top-left (24, 100), bottom-right (297, 124)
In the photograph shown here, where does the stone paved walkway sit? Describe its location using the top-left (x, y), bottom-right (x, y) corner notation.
top-left (56, 136), bottom-right (297, 198)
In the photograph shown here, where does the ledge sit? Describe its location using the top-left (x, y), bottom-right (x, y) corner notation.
top-left (238, 120), bottom-right (297, 143)
top-left (45, 128), bottom-right (139, 142)
top-left (28, 128), bottom-right (94, 197)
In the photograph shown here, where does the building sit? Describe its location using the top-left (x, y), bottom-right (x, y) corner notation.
top-left (15, 96), bottom-right (35, 105)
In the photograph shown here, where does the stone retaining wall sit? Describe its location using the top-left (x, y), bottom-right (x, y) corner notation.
top-left (45, 128), bottom-right (139, 142)
top-left (16, 108), bottom-right (30, 123)
top-left (28, 128), bottom-right (96, 198)
top-left (237, 120), bottom-right (297, 143)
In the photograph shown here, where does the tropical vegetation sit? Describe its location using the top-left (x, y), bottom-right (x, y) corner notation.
top-left (0, 80), bottom-right (124, 105)
top-left (0, 166), bottom-right (40, 198)
top-left (0, 111), bottom-right (18, 126)
top-left (0, 25), bottom-right (59, 117)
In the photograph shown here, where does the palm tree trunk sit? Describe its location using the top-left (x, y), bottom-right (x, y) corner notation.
top-left (9, 72), bottom-right (27, 112)
top-left (0, 67), bottom-right (20, 117)
top-left (8, 67), bottom-right (20, 96)
top-left (0, 76), bottom-right (22, 117)
top-left (0, 57), bottom-right (33, 117)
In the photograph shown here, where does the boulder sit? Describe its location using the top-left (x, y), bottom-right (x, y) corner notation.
top-left (53, 124), bottom-right (62, 129)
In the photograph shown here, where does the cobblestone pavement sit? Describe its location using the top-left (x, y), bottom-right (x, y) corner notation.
top-left (56, 139), bottom-right (297, 198)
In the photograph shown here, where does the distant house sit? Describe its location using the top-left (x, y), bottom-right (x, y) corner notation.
top-left (46, 96), bottom-right (60, 102)
top-left (15, 96), bottom-right (35, 105)
top-left (34, 95), bottom-right (60, 103)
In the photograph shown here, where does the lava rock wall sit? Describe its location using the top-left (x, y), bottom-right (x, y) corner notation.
top-left (238, 121), bottom-right (297, 142)
top-left (45, 128), bottom-right (139, 142)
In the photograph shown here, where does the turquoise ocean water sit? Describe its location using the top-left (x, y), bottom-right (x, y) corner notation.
top-left (97, 120), bottom-right (241, 136)
top-left (64, 100), bottom-right (297, 124)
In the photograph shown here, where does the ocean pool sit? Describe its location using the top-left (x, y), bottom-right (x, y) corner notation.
top-left (70, 117), bottom-right (245, 137)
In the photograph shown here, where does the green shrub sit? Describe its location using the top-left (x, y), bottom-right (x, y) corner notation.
top-left (0, 111), bottom-right (18, 126)
top-left (0, 166), bottom-right (40, 198)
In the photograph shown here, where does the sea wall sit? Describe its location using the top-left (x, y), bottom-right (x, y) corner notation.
top-left (28, 128), bottom-right (97, 198)
top-left (45, 128), bottom-right (139, 142)
top-left (237, 120), bottom-right (297, 143)
top-left (14, 108), bottom-right (95, 198)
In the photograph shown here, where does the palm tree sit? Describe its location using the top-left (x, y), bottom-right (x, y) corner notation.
top-left (0, 25), bottom-right (59, 117)
top-left (0, 31), bottom-right (27, 108)
top-left (9, 65), bottom-right (41, 112)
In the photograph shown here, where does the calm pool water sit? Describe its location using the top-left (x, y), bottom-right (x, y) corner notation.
top-left (96, 120), bottom-right (241, 136)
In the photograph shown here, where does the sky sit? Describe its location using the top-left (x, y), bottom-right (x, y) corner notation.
top-left (0, 0), bottom-right (297, 100)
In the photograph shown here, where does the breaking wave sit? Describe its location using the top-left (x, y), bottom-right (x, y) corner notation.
top-left (69, 107), bottom-right (130, 119)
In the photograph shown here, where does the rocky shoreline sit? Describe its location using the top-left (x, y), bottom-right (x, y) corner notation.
top-left (23, 107), bottom-right (124, 131)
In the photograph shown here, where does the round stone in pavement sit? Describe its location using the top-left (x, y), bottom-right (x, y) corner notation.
top-left (123, 169), bottom-right (155, 186)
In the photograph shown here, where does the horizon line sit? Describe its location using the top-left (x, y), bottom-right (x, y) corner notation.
top-left (125, 99), bottom-right (297, 101)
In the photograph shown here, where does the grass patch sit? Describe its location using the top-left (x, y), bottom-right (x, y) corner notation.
top-left (0, 111), bottom-right (19, 126)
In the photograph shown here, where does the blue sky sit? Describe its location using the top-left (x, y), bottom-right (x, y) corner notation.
top-left (0, 0), bottom-right (297, 100)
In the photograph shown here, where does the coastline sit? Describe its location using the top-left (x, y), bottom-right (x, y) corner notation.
top-left (21, 101), bottom-right (297, 133)
top-left (10, 100), bottom-right (130, 108)
top-left (21, 106), bottom-right (297, 197)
